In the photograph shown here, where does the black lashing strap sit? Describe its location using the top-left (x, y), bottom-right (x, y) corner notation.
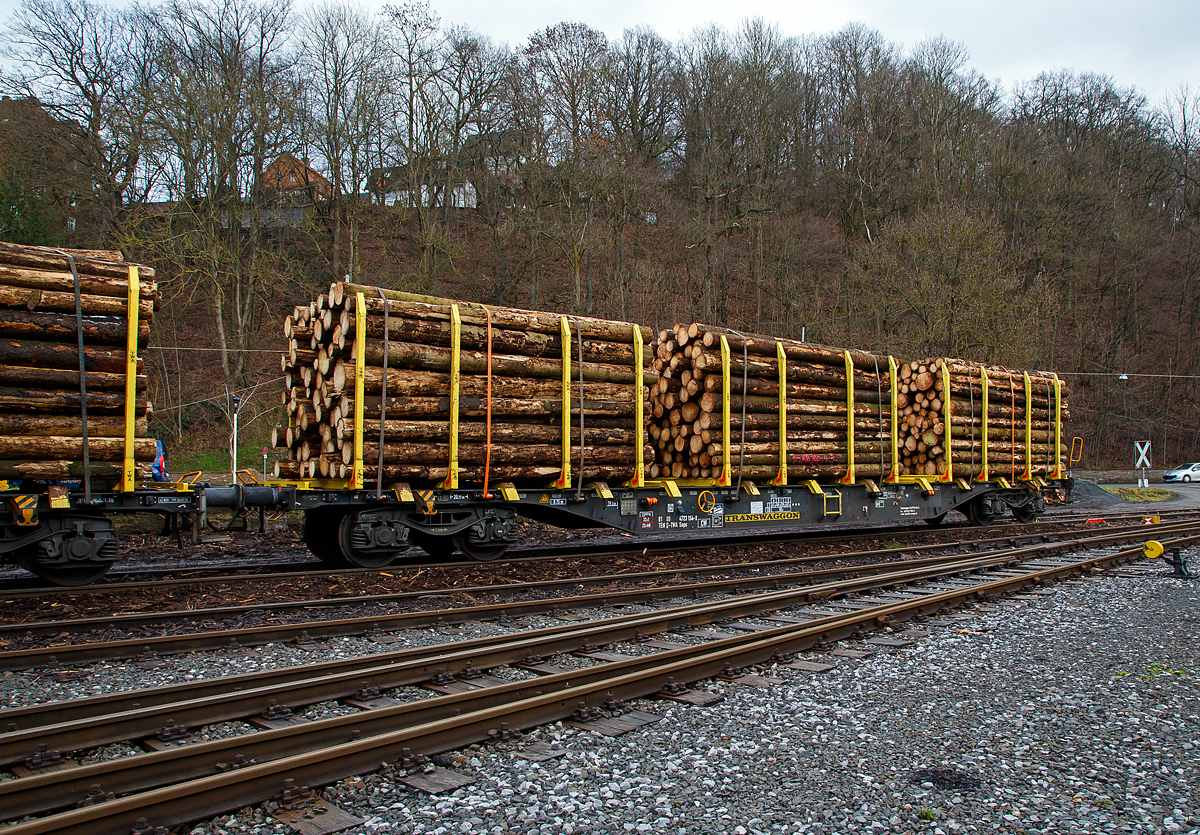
top-left (61, 251), bottom-right (92, 502)
top-left (376, 288), bottom-right (389, 498)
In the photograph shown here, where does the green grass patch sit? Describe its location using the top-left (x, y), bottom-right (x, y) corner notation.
top-left (1102, 487), bottom-right (1175, 501)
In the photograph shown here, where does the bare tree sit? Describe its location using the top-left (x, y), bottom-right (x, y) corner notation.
top-left (138, 0), bottom-right (302, 387)
top-left (1, 0), bottom-right (157, 247)
top-left (300, 1), bottom-right (391, 281)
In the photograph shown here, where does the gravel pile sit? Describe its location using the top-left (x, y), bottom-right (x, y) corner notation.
top-left (3, 557), bottom-right (1198, 834)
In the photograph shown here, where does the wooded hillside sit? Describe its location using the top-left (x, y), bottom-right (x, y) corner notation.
top-left (1, 0), bottom-right (1195, 467)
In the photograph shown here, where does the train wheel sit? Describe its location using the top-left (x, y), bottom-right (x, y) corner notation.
top-left (409, 531), bottom-right (458, 560)
top-left (302, 507), bottom-right (348, 563)
top-left (336, 513), bottom-right (404, 569)
top-left (452, 532), bottom-right (509, 562)
top-left (16, 548), bottom-right (113, 586)
top-left (1012, 505), bottom-right (1040, 524)
top-left (966, 497), bottom-right (996, 526)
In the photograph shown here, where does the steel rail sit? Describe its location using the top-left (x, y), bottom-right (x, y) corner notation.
top-left (1, 523), bottom-right (1193, 768)
top-left (0, 534), bottom-right (1171, 822)
top-left (2, 516), bottom-right (1190, 684)
top-left (3, 506), bottom-right (1184, 598)
top-left (0, 534), bottom-right (1183, 835)
top-left (0, 518), bottom-right (1180, 665)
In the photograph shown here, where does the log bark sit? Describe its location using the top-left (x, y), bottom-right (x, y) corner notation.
top-left (0, 339), bottom-right (131, 374)
top-left (342, 343), bottom-right (647, 385)
top-left (0, 436), bottom-right (155, 460)
top-left (346, 314), bottom-right (650, 364)
top-left (0, 308), bottom-right (150, 346)
top-left (342, 282), bottom-right (651, 341)
top-left (341, 419), bottom-right (638, 446)
top-left (0, 365), bottom-right (147, 392)
top-left (0, 459), bottom-right (152, 480)
top-left (343, 442), bottom-right (647, 467)
top-left (0, 414), bottom-right (144, 438)
top-left (0, 388), bottom-right (151, 415)
top-left (0, 241), bottom-right (154, 279)
top-left (0, 263), bottom-right (157, 302)
top-left (0, 285), bottom-right (154, 317)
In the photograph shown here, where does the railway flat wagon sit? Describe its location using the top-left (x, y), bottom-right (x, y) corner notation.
top-left (268, 282), bottom-right (1072, 569)
top-left (0, 248), bottom-right (1072, 584)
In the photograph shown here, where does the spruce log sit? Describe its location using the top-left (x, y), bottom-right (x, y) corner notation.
top-left (0, 460), bottom-right (152, 480)
top-left (0, 339), bottom-right (130, 374)
top-left (343, 442), bottom-right (648, 467)
top-left (0, 388), bottom-right (151, 415)
top-left (0, 365), bottom-right (147, 392)
top-left (0, 264), bottom-right (157, 302)
top-left (0, 414), bottom-right (144, 438)
top-left (0, 436), bottom-right (155, 460)
top-left (342, 284), bottom-right (652, 341)
top-left (346, 314), bottom-right (651, 365)
top-left (333, 462), bottom-right (635, 483)
top-left (341, 419), bottom-right (638, 446)
top-left (0, 285), bottom-right (155, 317)
top-left (0, 308), bottom-right (150, 346)
top-left (343, 344), bottom-right (648, 385)
top-left (328, 366), bottom-right (639, 402)
top-left (340, 395), bottom-right (645, 422)
top-left (0, 241), bottom-right (154, 279)
top-left (695, 325), bottom-right (890, 370)
top-left (692, 350), bottom-right (884, 388)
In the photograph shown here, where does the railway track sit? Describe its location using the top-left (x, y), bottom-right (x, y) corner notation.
top-left (0, 503), bottom-right (1181, 595)
top-left (0, 522), bottom-right (1191, 834)
top-left (0, 517), bottom-right (1186, 665)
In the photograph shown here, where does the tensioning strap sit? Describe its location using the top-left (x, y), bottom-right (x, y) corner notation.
top-left (575, 325), bottom-right (585, 503)
top-left (375, 288), bottom-right (389, 497)
top-left (62, 252), bottom-right (92, 502)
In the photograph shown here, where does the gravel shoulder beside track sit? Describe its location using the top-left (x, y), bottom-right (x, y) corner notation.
top-left (305, 561), bottom-right (1198, 835)
top-left (5, 554), bottom-right (1188, 835)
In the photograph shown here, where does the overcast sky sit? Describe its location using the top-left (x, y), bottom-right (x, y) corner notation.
top-left (431, 0), bottom-right (1198, 106)
top-left (0, 0), bottom-right (1195, 106)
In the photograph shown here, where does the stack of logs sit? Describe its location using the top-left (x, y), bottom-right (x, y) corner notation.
top-left (274, 283), bottom-right (655, 485)
top-left (647, 323), bottom-right (894, 481)
top-left (0, 242), bottom-right (156, 481)
top-left (902, 358), bottom-right (1069, 479)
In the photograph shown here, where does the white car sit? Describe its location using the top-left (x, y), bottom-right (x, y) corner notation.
top-left (1163, 463), bottom-right (1200, 483)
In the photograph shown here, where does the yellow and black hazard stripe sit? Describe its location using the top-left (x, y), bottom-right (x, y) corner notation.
top-left (415, 490), bottom-right (437, 515)
top-left (7, 495), bottom-right (38, 526)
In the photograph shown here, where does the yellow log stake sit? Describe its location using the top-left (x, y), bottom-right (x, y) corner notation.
top-left (774, 341), bottom-right (787, 486)
top-left (121, 266), bottom-right (140, 493)
top-left (1052, 373), bottom-right (1063, 479)
top-left (352, 293), bottom-right (366, 489)
top-left (940, 362), bottom-right (952, 481)
top-left (1022, 371), bottom-right (1033, 480)
top-left (558, 317), bottom-right (572, 489)
top-left (719, 335), bottom-right (731, 486)
top-left (842, 350), bottom-right (855, 484)
top-left (888, 356), bottom-right (899, 482)
top-left (977, 368), bottom-right (990, 482)
top-left (632, 325), bottom-right (644, 487)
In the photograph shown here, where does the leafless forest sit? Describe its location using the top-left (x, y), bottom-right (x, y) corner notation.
top-left (2, 0), bottom-right (1197, 466)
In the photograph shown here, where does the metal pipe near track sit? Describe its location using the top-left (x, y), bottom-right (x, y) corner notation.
top-left (0, 534), bottom-right (1189, 835)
